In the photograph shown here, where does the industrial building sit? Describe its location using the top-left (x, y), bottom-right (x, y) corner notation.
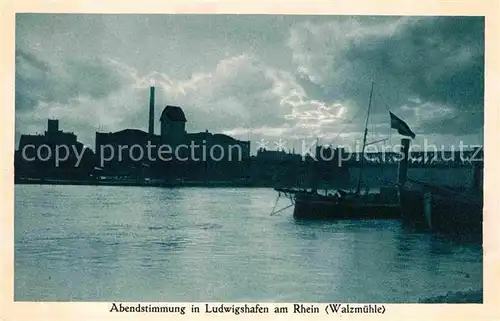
top-left (15, 119), bottom-right (94, 181)
top-left (95, 87), bottom-right (251, 182)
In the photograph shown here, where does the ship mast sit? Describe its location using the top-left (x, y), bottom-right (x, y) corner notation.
top-left (356, 81), bottom-right (375, 195)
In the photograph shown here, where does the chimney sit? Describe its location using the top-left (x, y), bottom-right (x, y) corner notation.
top-left (398, 138), bottom-right (411, 186)
top-left (47, 119), bottom-right (59, 134)
top-left (148, 86), bottom-right (155, 135)
top-left (471, 147), bottom-right (483, 192)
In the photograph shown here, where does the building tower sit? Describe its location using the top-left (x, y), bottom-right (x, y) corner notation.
top-left (47, 119), bottom-right (59, 135)
top-left (160, 105), bottom-right (187, 143)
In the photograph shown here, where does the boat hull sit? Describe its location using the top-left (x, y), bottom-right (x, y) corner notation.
top-left (292, 194), bottom-right (401, 220)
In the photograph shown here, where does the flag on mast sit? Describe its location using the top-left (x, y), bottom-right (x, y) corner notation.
top-left (389, 112), bottom-right (415, 139)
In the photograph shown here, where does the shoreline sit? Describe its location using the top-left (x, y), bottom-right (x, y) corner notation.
top-left (419, 289), bottom-right (483, 303)
top-left (14, 179), bottom-right (272, 188)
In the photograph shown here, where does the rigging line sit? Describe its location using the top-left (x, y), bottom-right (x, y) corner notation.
top-left (327, 103), bottom-right (367, 143)
top-left (388, 122), bottom-right (392, 144)
top-left (371, 105), bottom-right (375, 140)
top-left (367, 87), bottom-right (378, 141)
top-left (375, 87), bottom-right (394, 145)
top-left (336, 110), bottom-right (364, 133)
top-left (269, 193), bottom-right (280, 215)
top-left (375, 87), bottom-right (392, 113)
top-left (270, 204), bottom-right (295, 216)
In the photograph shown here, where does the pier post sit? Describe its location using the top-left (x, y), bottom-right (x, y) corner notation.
top-left (397, 138), bottom-right (411, 186)
top-left (471, 147), bottom-right (483, 193)
top-left (423, 191), bottom-right (433, 230)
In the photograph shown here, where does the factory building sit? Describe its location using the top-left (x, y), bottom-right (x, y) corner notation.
top-left (95, 87), bottom-right (250, 181)
top-left (15, 119), bottom-right (94, 180)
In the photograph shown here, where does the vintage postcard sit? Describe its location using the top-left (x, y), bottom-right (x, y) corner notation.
top-left (1, 0), bottom-right (499, 320)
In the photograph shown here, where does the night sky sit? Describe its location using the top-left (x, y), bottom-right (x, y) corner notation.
top-left (15, 15), bottom-right (484, 152)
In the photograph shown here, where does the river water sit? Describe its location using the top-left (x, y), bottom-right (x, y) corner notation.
top-left (14, 185), bottom-right (482, 302)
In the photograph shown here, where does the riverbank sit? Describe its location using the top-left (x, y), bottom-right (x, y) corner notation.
top-left (15, 178), bottom-right (261, 188)
top-left (419, 289), bottom-right (483, 303)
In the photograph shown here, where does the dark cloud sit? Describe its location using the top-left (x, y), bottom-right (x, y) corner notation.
top-left (292, 17), bottom-right (484, 136)
top-left (417, 110), bottom-right (483, 135)
top-left (294, 73), bottom-right (328, 101)
top-left (379, 17), bottom-right (483, 110)
top-left (15, 48), bottom-right (130, 111)
top-left (15, 49), bottom-right (52, 110)
top-left (63, 57), bottom-right (127, 100)
top-left (15, 15), bottom-right (484, 148)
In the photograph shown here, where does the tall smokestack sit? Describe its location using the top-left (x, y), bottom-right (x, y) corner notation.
top-left (148, 86), bottom-right (155, 135)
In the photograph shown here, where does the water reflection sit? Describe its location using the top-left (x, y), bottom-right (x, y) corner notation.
top-left (15, 185), bottom-right (482, 302)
